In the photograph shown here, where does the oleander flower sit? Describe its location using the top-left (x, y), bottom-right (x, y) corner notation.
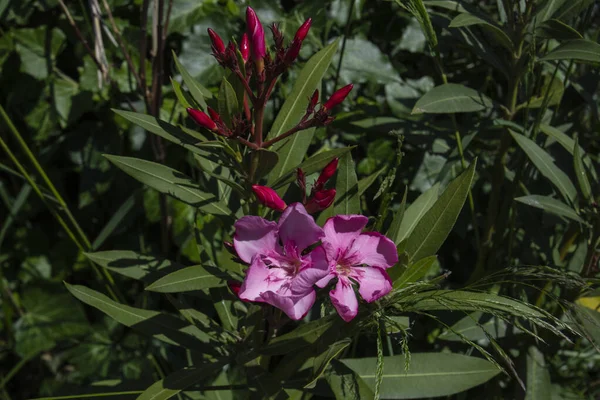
top-left (234, 203), bottom-right (328, 320)
top-left (317, 215), bottom-right (398, 322)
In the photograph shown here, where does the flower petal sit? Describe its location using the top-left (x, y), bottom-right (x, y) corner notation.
top-left (261, 290), bottom-right (316, 321)
top-left (351, 266), bottom-right (392, 303)
top-left (330, 277), bottom-right (358, 322)
top-left (233, 216), bottom-right (279, 263)
top-left (322, 215), bottom-right (368, 260)
top-left (278, 203), bottom-right (324, 252)
top-left (347, 232), bottom-right (398, 269)
top-left (238, 257), bottom-right (285, 302)
top-left (292, 246), bottom-right (329, 294)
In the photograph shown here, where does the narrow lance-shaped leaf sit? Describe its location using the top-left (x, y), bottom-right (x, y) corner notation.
top-left (510, 131), bottom-right (577, 204)
top-left (85, 250), bottom-right (184, 283)
top-left (541, 39), bottom-right (600, 63)
top-left (137, 361), bottom-right (227, 400)
top-left (218, 77), bottom-right (239, 127)
top-left (539, 124), bottom-right (597, 180)
top-left (573, 138), bottom-right (592, 203)
top-left (145, 265), bottom-right (232, 293)
top-left (405, 161), bottom-right (476, 262)
top-left (172, 51), bottom-right (211, 109)
top-left (64, 283), bottom-right (218, 354)
top-left (515, 195), bottom-right (584, 224)
top-left (525, 346), bottom-right (552, 400)
top-left (449, 13), bottom-right (514, 51)
top-left (113, 110), bottom-right (210, 156)
top-left (412, 84), bottom-right (493, 114)
top-left (104, 155), bottom-right (231, 216)
top-left (393, 183), bottom-right (440, 245)
top-left (267, 39), bottom-right (339, 185)
top-left (341, 353), bottom-right (501, 399)
top-left (334, 152), bottom-right (360, 215)
top-left (386, 187), bottom-right (407, 245)
top-left (392, 256), bottom-right (437, 289)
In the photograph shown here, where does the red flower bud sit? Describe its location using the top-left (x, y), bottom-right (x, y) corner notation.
top-left (252, 185), bottom-right (287, 212)
top-left (207, 106), bottom-right (222, 124)
top-left (246, 7), bottom-right (266, 61)
top-left (187, 108), bottom-right (217, 131)
top-left (228, 281), bottom-right (242, 297)
top-left (285, 40), bottom-right (302, 64)
top-left (305, 189), bottom-right (336, 213)
top-left (207, 28), bottom-right (226, 55)
top-left (294, 18), bottom-right (312, 42)
top-left (240, 33), bottom-right (250, 62)
top-left (315, 158), bottom-right (338, 189)
top-left (310, 89), bottom-right (319, 109)
top-left (323, 84), bottom-right (353, 111)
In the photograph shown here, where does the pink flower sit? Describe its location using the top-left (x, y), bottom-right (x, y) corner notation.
top-left (234, 203), bottom-right (328, 320)
top-left (317, 215), bottom-right (398, 322)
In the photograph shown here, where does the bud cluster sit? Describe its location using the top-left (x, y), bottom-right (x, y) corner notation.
top-left (251, 157), bottom-right (339, 214)
top-left (184, 7), bottom-right (354, 152)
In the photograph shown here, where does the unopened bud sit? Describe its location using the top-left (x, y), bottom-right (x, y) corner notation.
top-left (228, 281), bottom-right (242, 297)
top-left (207, 107), bottom-right (222, 124)
top-left (315, 158), bottom-right (338, 190)
top-left (323, 84), bottom-right (353, 110)
top-left (305, 189), bottom-right (336, 213)
top-left (294, 18), bottom-right (312, 42)
top-left (240, 33), bottom-right (250, 62)
top-left (246, 7), bottom-right (266, 61)
top-left (207, 28), bottom-right (226, 55)
top-left (310, 90), bottom-right (319, 109)
top-left (187, 108), bottom-right (217, 131)
top-left (252, 185), bottom-right (287, 212)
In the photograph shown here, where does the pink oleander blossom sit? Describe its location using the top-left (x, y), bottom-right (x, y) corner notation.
top-left (234, 203), bottom-right (328, 320)
top-left (317, 215), bottom-right (398, 322)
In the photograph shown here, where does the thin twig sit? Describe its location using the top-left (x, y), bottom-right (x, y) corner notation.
top-left (56, 0), bottom-right (104, 71)
top-left (262, 121), bottom-right (313, 148)
top-left (139, 0), bottom-right (150, 101)
top-left (100, 0), bottom-right (145, 93)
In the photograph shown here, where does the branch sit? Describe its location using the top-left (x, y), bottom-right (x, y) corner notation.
top-left (262, 120), bottom-right (315, 148)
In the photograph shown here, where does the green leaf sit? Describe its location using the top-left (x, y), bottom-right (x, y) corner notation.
top-left (412, 84), bottom-right (493, 114)
top-left (535, 19), bottom-right (583, 40)
top-left (439, 312), bottom-right (508, 341)
top-left (105, 155), bottom-right (231, 216)
top-left (261, 316), bottom-right (337, 355)
top-left (341, 353), bottom-right (501, 399)
top-left (85, 250), bottom-right (184, 283)
top-left (423, 1), bottom-right (468, 13)
top-left (65, 283), bottom-right (218, 353)
top-left (386, 188), bottom-right (407, 245)
top-left (533, 0), bottom-right (568, 23)
top-left (393, 183), bottom-right (440, 245)
top-left (218, 77), bottom-right (239, 127)
top-left (334, 152), bottom-right (360, 215)
top-left (267, 40), bottom-right (339, 185)
top-left (137, 361), bottom-right (226, 400)
top-left (400, 290), bottom-right (545, 318)
top-left (510, 131), bottom-right (577, 204)
top-left (449, 13), bottom-right (514, 51)
top-left (405, 161), bottom-right (476, 262)
top-left (541, 39), bottom-right (600, 63)
top-left (539, 124), bottom-right (597, 180)
top-left (515, 195), bottom-right (584, 223)
top-left (392, 256), bottom-right (437, 289)
top-left (271, 147), bottom-right (353, 189)
top-left (145, 265), bottom-right (231, 293)
top-left (326, 360), bottom-right (375, 400)
top-left (112, 110), bottom-right (209, 156)
top-left (573, 138), bottom-right (592, 203)
top-left (173, 51), bottom-right (211, 109)
top-left (246, 149), bottom-right (279, 181)
top-left (211, 287), bottom-right (239, 331)
top-left (519, 76), bottom-right (564, 109)
top-left (170, 77), bottom-right (194, 109)
top-left (526, 346), bottom-right (552, 400)
top-left (15, 287), bottom-right (89, 357)
top-left (305, 338), bottom-right (352, 388)
top-left (91, 194), bottom-right (137, 250)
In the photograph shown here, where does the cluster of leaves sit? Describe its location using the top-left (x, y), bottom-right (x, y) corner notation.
top-left (0, 0), bottom-right (599, 399)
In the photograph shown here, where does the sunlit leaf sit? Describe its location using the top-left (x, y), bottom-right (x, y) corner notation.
top-left (515, 195), bottom-right (583, 223)
top-left (412, 84), bottom-right (493, 114)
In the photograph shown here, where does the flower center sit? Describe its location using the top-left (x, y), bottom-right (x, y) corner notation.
top-left (335, 262), bottom-right (352, 276)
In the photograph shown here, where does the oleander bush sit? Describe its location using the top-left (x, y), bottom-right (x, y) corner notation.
top-left (0, 1), bottom-right (599, 399)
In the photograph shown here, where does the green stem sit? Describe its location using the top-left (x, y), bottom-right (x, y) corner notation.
top-left (0, 105), bottom-right (121, 300)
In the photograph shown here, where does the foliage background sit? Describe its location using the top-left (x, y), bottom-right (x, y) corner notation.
top-left (0, 0), bottom-right (599, 399)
